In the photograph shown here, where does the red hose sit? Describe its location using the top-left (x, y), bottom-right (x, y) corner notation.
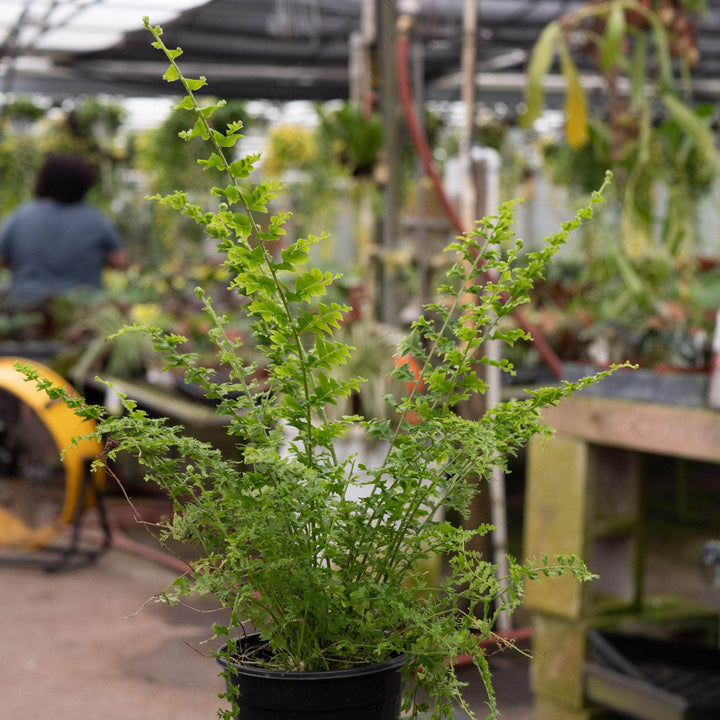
top-left (395, 24), bottom-right (564, 380)
top-left (111, 528), bottom-right (191, 575)
top-left (453, 625), bottom-right (534, 668)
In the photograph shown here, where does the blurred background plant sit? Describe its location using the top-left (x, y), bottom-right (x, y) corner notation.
top-left (0, 93), bottom-right (255, 381)
top-left (2, 6), bottom-right (718, 381)
top-left (520, 0), bottom-right (720, 370)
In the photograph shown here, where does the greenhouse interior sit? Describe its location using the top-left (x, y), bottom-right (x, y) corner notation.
top-left (2, 2), bottom-right (720, 720)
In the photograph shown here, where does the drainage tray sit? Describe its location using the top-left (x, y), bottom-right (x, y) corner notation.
top-left (585, 630), bottom-right (720, 720)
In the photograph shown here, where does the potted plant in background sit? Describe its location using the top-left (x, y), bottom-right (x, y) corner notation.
top-left (24, 18), bottom-right (626, 720)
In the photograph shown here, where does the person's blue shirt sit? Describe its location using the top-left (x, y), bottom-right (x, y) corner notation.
top-left (0, 198), bottom-right (125, 306)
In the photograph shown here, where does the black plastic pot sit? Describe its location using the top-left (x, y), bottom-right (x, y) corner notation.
top-left (216, 634), bottom-right (406, 719)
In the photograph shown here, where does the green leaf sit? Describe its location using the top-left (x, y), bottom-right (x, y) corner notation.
top-left (522, 21), bottom-right (561, 126)
top-left (243, 245), bottom-right (267, 271)
top-left (311, 336), bottom-right (350, 369)
top-left (295, 268), bottom-right (332, 299)
top-left (648, 13), bottom-right (674, 92)
top-left (281, 239), bottom-right (310, 266)
top-left (662, 93), bottom-right (718, 165)
top-left (185, 76), bottom-right (207, 91)
top-left (629, 32), bottom-right (647, 108)
top-left (612, 247), bottom-right (645, 297)
top-left (243, 181), bottom-right (281, 212)
top-left (227, 213), bottom-right (252, 242)
top-left (600, 3), bottom-right (626, 71)
top-left (245, 296), bottom-right (285, 322)
top-left (296, 304), bottom-right (344, 336)
top-left (229, 154), bottom-right (261, 178)
top-left (211, 184), bottom-right (241, 204)
top-left (197, 152), bottom-right (226, 171)
top-left (199, 100), bottom-right (226, 117)
top-left (236, 272), bottom-right (277, 296)
top-left (311, 372), bottom-right (345, 404)
top-left (179, 117), bottom-right (209, 141)
top-left (211, 129), bottom-right (238, 148)
top-left (172, 96), bottom-right (195, 111)
top-left (163, 64), bottom-right (180, 82)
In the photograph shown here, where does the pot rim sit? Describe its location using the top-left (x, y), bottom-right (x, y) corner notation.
top-left (216, 639), bottom-right (407, 680)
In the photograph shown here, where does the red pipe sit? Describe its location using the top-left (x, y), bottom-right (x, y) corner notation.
top-left (110, 528), bottom-right (191, 575)
top-left (395, 22), bottom-right (564, 380)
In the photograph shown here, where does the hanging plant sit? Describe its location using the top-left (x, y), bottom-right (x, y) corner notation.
top-left (262, 124), bottom-right (317, 175)
top-left (520, 0), bottom-right (718, 369)
top-left (66, 96), bottom-right (126, 139)
top-left (316, 102), bottom-right (384, 176)
top-left (0, 96), bottom-right (48, 124)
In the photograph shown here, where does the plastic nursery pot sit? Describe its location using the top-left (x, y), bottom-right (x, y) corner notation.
top-left (216, 633), bottom-right (406, 720)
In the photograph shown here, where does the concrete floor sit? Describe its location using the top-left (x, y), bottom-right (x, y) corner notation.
top-left (4, 472), bottom-right (719, 720)
top-left (1, 546), bottom-right (227, 720)
top-left (0, 529), bottom-right (533, 720)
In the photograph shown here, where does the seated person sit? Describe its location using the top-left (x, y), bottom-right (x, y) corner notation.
top-left (0, 153), bottom-right (128, 310)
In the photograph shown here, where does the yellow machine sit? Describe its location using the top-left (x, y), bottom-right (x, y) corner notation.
top-left (0, 357), bottom-right (109, 569)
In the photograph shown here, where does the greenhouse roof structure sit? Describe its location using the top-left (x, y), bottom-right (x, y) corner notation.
top-left (2, 0), bottom-right (720, 105)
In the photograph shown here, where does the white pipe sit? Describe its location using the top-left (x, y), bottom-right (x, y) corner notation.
top-left (472, 145), bottom-right (511, 632)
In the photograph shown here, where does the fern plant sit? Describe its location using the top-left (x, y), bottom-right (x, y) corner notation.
top-left (23, 18), bottom-right (626, 720)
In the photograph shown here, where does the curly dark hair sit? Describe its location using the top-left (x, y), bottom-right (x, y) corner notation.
top-left (34, 153), bottom-right (98, 204)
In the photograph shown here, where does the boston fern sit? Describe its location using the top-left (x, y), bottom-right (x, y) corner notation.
top-left (23, 18), bottom-right (624, 720)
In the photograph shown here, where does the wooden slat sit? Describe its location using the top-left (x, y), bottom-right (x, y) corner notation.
top-left (541, 397), bottom-right (720, 463)
top-left (83, 376), bottom-right (228, 427)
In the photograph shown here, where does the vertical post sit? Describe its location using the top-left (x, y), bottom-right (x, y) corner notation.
top-left (411, 36), bottom-right (430, 309)
top-left (0, 0), bottom-right (32, 124)
top-left (349, 0), bottom-right (374, 111)
top-left (456, 0), bottom-right (488, 619)
top-left (459, 0), bottom-right (478, 232)
top-left (460, 0), bottom-right (511, 632)
top-left (376, 0), bottom-right (400, 325)
top-left (474, 147), bottom-right (510, 631)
